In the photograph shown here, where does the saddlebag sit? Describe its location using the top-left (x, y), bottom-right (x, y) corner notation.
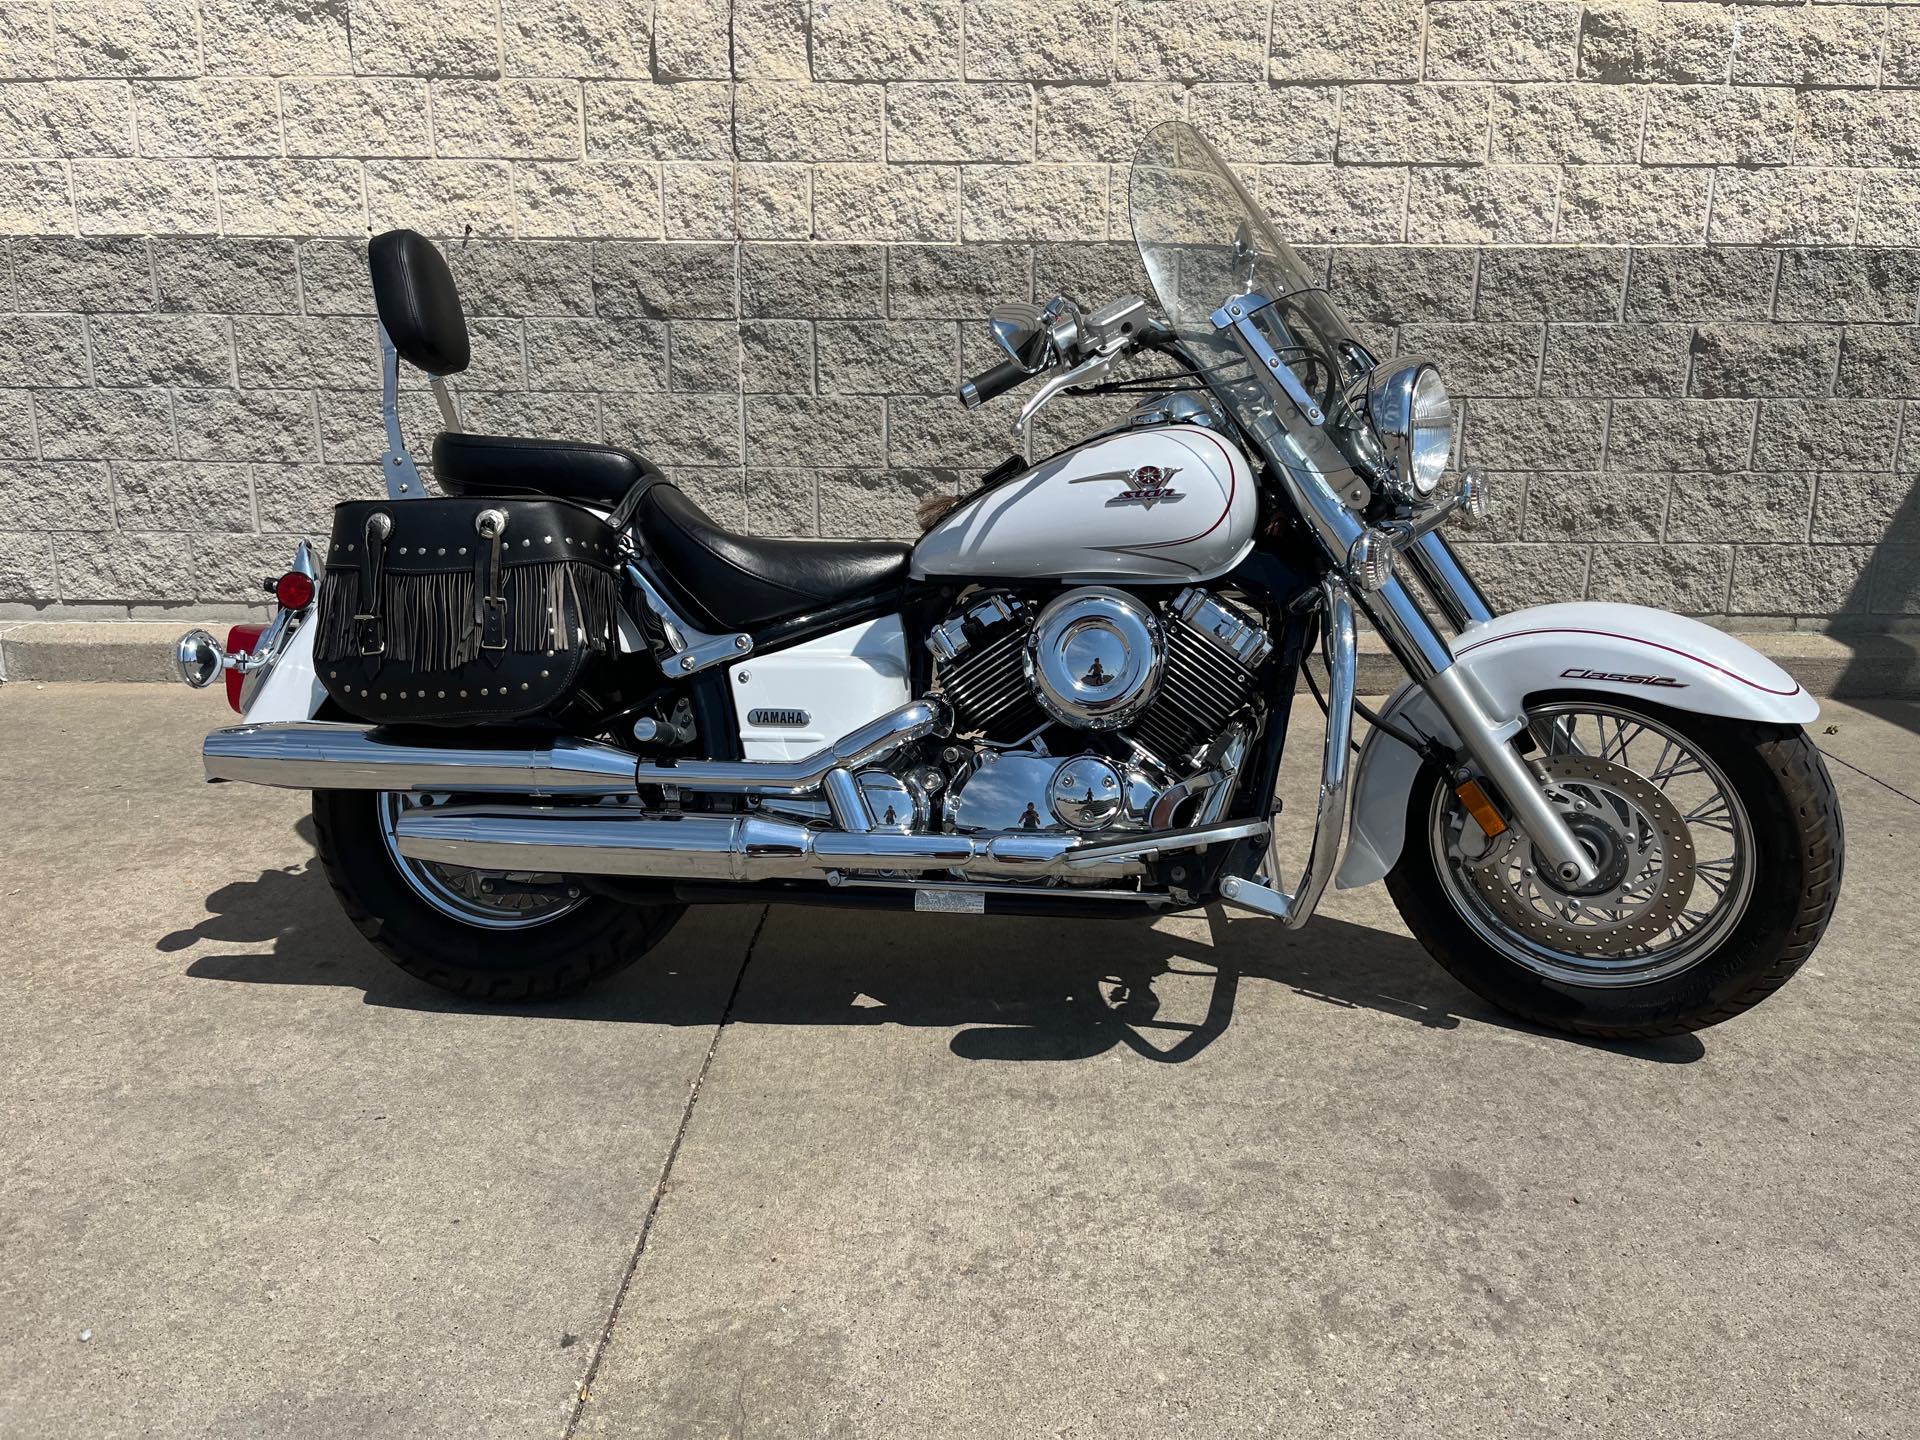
top-left (313, 496), bottom-right (623, 725)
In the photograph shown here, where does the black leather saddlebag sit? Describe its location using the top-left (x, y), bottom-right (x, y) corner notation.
top-left (314, 496), bottom-right (623, 725)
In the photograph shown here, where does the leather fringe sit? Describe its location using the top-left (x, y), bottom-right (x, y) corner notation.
top-left (315, 562), bottom-right (619, 668)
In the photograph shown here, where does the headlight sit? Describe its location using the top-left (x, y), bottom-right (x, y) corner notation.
top-left (1366, 358), bottom-right (1454, 502)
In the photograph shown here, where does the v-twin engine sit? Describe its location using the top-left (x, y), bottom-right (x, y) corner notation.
top-left (928, 584), bottom-right (1272, 838)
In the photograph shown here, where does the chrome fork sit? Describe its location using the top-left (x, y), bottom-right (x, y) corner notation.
top-left (1219, 396), bottom-right (1598, 888)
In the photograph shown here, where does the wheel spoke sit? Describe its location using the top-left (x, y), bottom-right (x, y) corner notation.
top-left (1694, 855), bottom-right (1734, 899)
top-left (1601, 717), bottom-right (1645, 763)
top-left (1683, 794), bottom-right (1735, 834)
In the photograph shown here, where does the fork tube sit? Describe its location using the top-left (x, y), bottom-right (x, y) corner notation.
top-left (1361, 582), bottom-right (1599, 888)
top-left (1405, 532), bottom-right (1494, 630)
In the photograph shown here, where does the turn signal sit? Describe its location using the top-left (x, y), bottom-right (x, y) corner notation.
top-left (274, 570), bottom-right (316, 610)
top-left (1458, 468), bottom-right (1492, 524)
top-left (1347, 528), bottom-right (1398, 592)
top-left (224, 624), bottom-right (266, 713)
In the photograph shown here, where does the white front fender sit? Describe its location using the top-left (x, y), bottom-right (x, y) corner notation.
top-left (1336, 602), bottom-right (1817, 890)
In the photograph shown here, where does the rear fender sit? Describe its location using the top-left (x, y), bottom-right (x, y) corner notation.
top-left (1336, 602), bottom-right (1817, 890)
top-left (242, 618), bottom-right (328, 724)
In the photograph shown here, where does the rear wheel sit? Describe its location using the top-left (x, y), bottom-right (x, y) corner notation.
top-left (312, 789), bottom-right (683, 1001)
top-left (1385, 697), bottom-right (1843, 1038)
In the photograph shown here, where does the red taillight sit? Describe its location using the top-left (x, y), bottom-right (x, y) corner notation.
top-left (224, 624), bottom-right (266, 712)
top-left (275, 570), bottom-right (316, 610)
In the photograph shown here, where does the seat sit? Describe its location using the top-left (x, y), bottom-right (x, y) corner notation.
top-left (635, 483), bottom-right (912, 632)
top-left (431, 431), bottom-right (661, 511)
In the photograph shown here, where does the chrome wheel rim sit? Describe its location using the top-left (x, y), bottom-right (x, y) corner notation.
top-left (376, 792), bottom-right (585, 931)
top-left (1430, 703), bottom-right (1755, 988)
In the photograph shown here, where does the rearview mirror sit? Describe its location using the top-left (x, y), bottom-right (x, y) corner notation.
top-left (989, 302), bottom-right (1053, 373)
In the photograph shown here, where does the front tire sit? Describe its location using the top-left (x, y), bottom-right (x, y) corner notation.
top-left (1385, 699), bottom-right (1843, 1038)
top-left (312, 789), bottom-right (684, 1002)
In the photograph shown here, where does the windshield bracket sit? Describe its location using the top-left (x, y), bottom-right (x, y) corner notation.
top-left (1209, 294), bottom-right (1326, 428)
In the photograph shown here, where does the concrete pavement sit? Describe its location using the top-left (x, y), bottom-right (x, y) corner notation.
top-left (1, 684), bottom-right (1916, 1437)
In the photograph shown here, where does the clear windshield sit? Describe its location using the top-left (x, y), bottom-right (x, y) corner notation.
top-left (1128, 122), bottom-right (1373, 460)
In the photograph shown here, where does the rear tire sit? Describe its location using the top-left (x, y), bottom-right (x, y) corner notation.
top-left (312, 789), bottom-right (684, 1002)
top-left (1385, 703), bottom-right (1843, 1039)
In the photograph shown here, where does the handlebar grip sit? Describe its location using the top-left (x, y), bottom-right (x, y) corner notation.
top-left (957, 357), bottom-right (1031, 410)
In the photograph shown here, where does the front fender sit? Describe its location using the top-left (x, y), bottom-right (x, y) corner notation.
top-left (1336, 602), bottom-right (1817, 890)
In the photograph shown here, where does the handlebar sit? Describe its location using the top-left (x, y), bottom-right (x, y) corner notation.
top-left (956, 357), bottom-right (1034, 410)
top-left (955, 295), bottom-right (1164, 420)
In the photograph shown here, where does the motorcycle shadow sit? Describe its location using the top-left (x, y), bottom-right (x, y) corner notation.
top-left (162, 819), bottom-right (1704, 1067)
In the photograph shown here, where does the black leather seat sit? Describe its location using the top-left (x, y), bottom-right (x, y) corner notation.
top-left (635, 483), bottom-right (911, 631)
top-left (432, 431), bottom-right (660, 511)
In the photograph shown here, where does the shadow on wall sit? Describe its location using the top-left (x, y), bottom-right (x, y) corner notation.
top-left (1834, 474), bottom-right (1920, 725)
top-left (159, 819), bottom-right (1704, 1068)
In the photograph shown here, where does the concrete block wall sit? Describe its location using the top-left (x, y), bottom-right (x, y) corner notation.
top-left (0, 0), bottom-right (1916, 626)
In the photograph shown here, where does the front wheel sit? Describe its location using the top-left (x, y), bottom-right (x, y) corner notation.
top-left (1385, 697), bottom-right (1843, 1038)
top-left (312, 789), bottom-right (684, 1001)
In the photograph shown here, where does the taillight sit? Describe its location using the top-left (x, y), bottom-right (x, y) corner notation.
top-left (224, 624), bottom-right (266, 712)
top-left (274, 570), bottom-right (316, 610)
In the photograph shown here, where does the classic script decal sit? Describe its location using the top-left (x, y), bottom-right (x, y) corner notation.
top-left (1560, 667), bottom-right (1687, 689)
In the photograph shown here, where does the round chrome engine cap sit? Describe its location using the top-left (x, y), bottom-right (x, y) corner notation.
top-left (857, 768), bottom-right (927, 834)
top-left (1048, 756), bottom-right (1124, 831)
top-left (1024, 587), bottom-right (1164, 730)
top-left (1461, 754), bottom-right (1697, 959)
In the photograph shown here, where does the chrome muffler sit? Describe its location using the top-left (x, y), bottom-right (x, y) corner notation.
top-left (392, 805), bottom-right (1268, 885)
top-left (201, 700), bottom-right (951, 799)
top-left (202, 722), bottom-right (641, 794)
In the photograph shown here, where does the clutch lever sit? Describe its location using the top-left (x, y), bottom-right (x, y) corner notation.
top-left (1011, 346), bottom-right (1122, 440)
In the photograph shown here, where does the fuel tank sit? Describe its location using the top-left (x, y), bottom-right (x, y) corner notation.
top-left (910, 424), bottom-right (1258, 585)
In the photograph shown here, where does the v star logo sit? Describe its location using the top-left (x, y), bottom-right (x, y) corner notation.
top-left (1069, 464), bottom-right (1186, 511)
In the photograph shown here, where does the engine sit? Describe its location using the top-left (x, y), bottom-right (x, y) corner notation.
top-left (925, 584), bottom-right (1272, 836)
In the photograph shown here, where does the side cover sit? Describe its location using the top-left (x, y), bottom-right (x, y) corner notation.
top-left (729, 616), bottom-right (912, 760)
top-left (911, 424), bottom-right (1256, 585)
top-left (1337, 602), bottom-right (1818, 890)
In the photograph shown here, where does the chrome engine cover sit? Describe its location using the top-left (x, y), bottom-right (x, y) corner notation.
top-left (1023, 587), bottom-right (1164, 731)
top-left (949, 750), bottom-right (1161, 834)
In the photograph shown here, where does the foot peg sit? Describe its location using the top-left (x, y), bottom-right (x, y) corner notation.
top-left (1218, 874), bottom-right (1293, 920)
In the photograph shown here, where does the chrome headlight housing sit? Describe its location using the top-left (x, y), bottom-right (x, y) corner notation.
top-left (1366, 358), bottom-right (1454, 503)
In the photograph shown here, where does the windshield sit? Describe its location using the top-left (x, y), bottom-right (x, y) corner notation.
top-left (1128, 122), bottom-right (1374, 467)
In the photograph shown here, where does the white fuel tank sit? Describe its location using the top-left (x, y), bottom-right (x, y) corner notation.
top-left (911, 424), bottom-right (1258, 585)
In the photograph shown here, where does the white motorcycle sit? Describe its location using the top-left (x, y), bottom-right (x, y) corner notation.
top-left (174, 123), bottom-right (1842, 1038)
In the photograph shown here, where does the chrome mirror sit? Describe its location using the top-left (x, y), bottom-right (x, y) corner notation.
top-left (989, 302), bottom-right (1053, 373)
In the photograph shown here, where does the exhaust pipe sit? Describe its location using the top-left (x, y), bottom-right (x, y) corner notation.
top-left (392, 804), bottom-right (1269, 885)
top-left (202, 722), bottom-right (641, 795)
top-left (201, 700), bottom-right (950, 800)
top-left (632, 699), bottom-right (950, 795)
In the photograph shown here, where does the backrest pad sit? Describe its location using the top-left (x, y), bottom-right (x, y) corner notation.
top-left (368, 229), bottom-right (471, 376)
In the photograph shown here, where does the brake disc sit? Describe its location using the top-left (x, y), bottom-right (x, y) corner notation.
top-left (1459, 753), bottom-right (1697, 959)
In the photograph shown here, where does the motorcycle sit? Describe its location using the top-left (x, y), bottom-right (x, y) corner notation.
top-left (172, 123), bottom-right (1843, 1038)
